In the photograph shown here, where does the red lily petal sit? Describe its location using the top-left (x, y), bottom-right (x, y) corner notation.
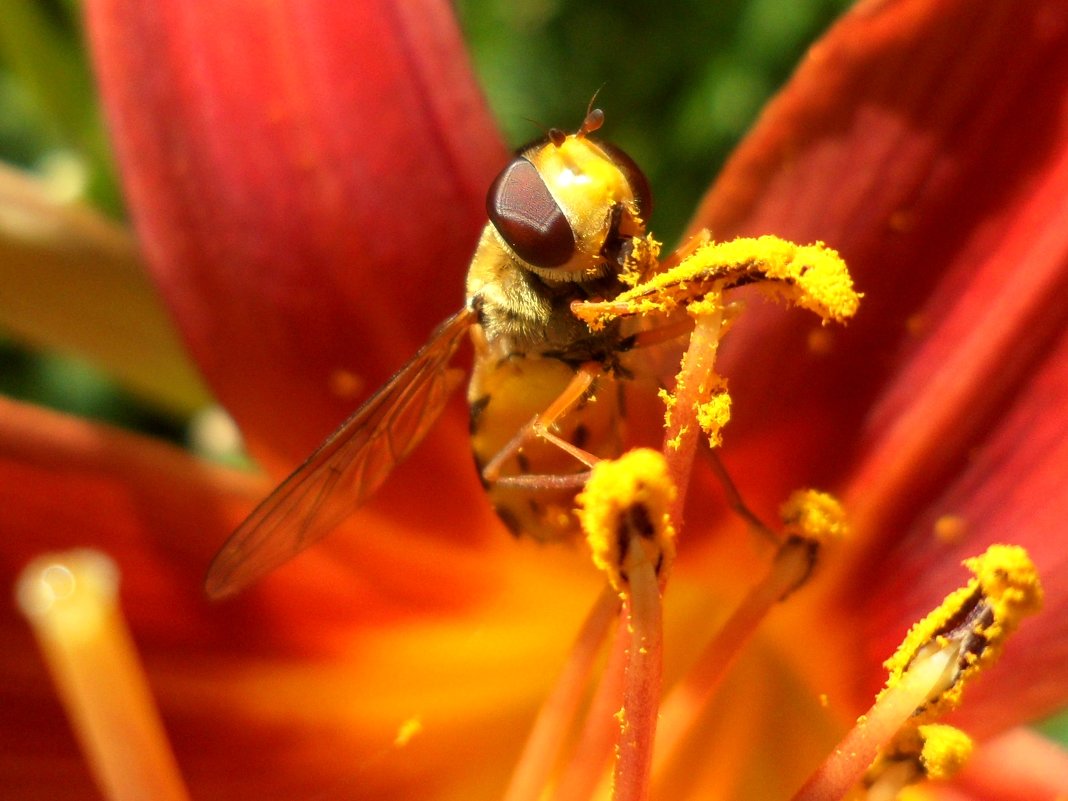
top-left (86, 0), bottom-right (507, 473)
top-left (950, 728), bottom-right (1068, 800)
top-left (0, 396), bottom-right (259, 599)
top-left (686, 0), bottom-right (1068, 525)
top-left (676, 0), bottom-right (1068, 749)
top-left (852, 323), bottom-right (1068, 732)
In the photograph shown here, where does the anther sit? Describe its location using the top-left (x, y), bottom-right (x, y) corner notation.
top-left (882, 544), bottom-right (1043, 721)
top-left (863, 724), bottom-right (973, 801)
top-left (577, 448), bottom-right (677, 591)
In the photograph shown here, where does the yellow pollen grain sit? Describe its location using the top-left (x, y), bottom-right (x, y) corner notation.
top-left (577, 448), bottom-right (677, 591)
top-left (695, 389), bottom-right (731, 449)
top-left (658, 387), bottom-right (677, 433)
top-left (779, 489), bottom-right (849, 543)
top-left (393, 716), bottom-right (423, 747)
top-left (917, 724), bottom-right (972, 779)
top-left (881, 544), bottom-right (1042, 721)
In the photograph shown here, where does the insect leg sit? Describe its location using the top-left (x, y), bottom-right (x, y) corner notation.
top-left (481, 365), bottom-right (605, 489)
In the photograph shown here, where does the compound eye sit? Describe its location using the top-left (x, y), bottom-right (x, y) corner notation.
top-left (487, 157), bottom-right (576, 268)
top-left (597, 141), bottom-right (653, 220)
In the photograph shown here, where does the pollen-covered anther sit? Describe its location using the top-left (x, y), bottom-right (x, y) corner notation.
top-left (772, 489), bottom-right (849, 600)
top-left (574, 234), bottom-right (860, 328)
top-left (790, 545), bottom-right (1040, 801)
top-left (915, 724), bottom-right (973, 780)
top-left (780, 488), bottom-right (849, 543)
top-left (577, 448), bottom-right (677, 591)
top-left (863, 724), bottom-right (973, 799)
top-left (881, 544), bottom-right (1043, 721)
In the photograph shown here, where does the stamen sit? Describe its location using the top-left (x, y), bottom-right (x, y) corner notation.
top-left (552, 618), bottom-right (630, 801)
top-left (661, 307), bottom-right (727, 525)
top-left (578, 448), bottom-right (677, 592)
top-left (863, 724), bottom-right (973, 801)
top-left (613, 542), bottom-right (663, 801)
top-left (790, 544), bottom-right (1042, 801)
top-left (559, 234), bottom-right (859, 800)
top-left (573, 233), bottom-right (858, 533)
top-left (653, 491), bottom-right (847, 786)
top-left (577, 449), bottom-right (678, 801)
top-left (573, 235), bottom-right (860, 329)
top-left (15, 550), bottom-right (190, 801)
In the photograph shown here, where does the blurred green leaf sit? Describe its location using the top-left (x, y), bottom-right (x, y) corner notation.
top-left (0, 0), bottom-right (121, 212)
top-left (0, 163), bottom-right (212, 418)
top-left (456, 0), bottom-right (852, 244)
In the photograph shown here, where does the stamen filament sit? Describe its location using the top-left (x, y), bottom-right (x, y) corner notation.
top-left (653, 535), bottom-right (820, 781)
top-left (612, 552), bottom-right (663, 801)
top-left (16, 550), bottom-right (190, 801)
top-left (662, 307), bottom-right (725, 525)
top-left (863, 760), bottom-right (918, 801)
top-left (552, 617), bottom-right (629, 801)
top-left (789, 639), bottom-right (960, 801)
top-left (504, 587), bottom-right (620, 801)
top-left (792, 544), bottom-right (1041, 801)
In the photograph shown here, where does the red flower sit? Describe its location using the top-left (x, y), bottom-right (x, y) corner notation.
top-left (2, 1), bottom-right (1067, 799)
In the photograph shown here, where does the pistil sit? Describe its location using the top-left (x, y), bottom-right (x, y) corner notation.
top-left (16, 549), bottom-right (190, 801)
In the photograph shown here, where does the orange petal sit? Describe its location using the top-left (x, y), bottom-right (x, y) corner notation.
top-left (85, 0), bottom-right (507, 470)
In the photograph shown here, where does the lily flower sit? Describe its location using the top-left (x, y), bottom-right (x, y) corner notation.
top-left (3, 0), bottom-right (1068, 799)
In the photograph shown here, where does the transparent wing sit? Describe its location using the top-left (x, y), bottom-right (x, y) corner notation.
top-left (206, 307), bottom-right (475, 599)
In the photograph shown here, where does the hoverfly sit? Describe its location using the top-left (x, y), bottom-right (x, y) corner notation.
top-left (206, 108), bottom-right (655, 599)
